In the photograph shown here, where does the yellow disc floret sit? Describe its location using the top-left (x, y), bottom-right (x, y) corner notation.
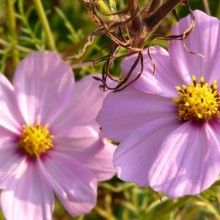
top-left (173, 75), bottom-right (220, 122)
top-left (19, 122), bottom-right (54, 157)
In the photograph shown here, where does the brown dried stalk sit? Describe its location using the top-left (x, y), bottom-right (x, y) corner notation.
top-left (80, 0), bottom-right (194, 91)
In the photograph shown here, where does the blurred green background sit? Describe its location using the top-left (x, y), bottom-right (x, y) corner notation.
top-left (0, 0), bottom-right (220, 219)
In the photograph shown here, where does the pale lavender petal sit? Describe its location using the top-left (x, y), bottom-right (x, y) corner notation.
top-left (115, 118), bottom-right (220, 198)
top-left (0, 125), bottom-right (19, 147)
top-left (50, 74), bottom-right (108, 132)
top-left (0, 73), bottom-right (24, 133)
top-left (121, 46), bottom-right (183, 97)
top-left (169, 10), bottom-right (220, 84)
top-left (97, 86), bottom-right (176, 141)
top-left (0, 125), bottom-right (25, 184)
top-left (114, 117), bottom-right (179, 187)
top-left (0, 145), bottom-right (24, 187)
top-left (148, 122), bottom-right (220, 198)
top-left (53, 126), bottom-right (115, 181)
top-left (13, 51), bottom-right (74, 125)
top-left (1, 159), bottom-right (54, 220)
top-left (41, 151), bottom-right (97, 216)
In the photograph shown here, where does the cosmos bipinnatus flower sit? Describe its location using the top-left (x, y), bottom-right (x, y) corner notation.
top-left (0, 51), bottom-right (115, 220)
top-left (97, 10), bottom-right (220, 198)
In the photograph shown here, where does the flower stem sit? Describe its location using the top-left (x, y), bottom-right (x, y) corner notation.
top-left (147, 0), bottom-right (164, 14)
top-left (33, 0), bottom-right (56, 50)
top-left (143, 0), bottom-right (183, 32)
top-left (0, 39), bottom-right (33, 53)
top-left (8, 0), bottom-right (19, 69)
top-left (202, 0), bottom-right (211, 15)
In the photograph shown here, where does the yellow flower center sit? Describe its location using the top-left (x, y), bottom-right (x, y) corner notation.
top-left (173, 75), bottom-right (220, 122)
top-left (19, 122), bottom-right (54, 157)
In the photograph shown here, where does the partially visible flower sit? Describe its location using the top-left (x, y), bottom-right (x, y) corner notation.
top-left (0, 51), bottom-right (115, 220)
top-left (97, 10), bottom-right (220, 198)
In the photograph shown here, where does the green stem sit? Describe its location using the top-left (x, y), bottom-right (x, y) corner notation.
top-left (33, 0), bottom-right (56, 50)
top-left (0, 38), bottom-right (34, 53)
top-left (8, 0), bottom-right (19, 69)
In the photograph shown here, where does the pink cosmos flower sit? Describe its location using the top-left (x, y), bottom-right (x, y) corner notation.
top-left (97, 10), bottom-right (220, 198)
top-left (0, 51), bottom-right (115, 220)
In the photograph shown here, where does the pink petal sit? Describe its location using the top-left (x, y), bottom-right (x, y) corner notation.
top-left (114, 118), bottom-right (220, 198)
top-left (169, 10), bottom-right (220, 84)
top-left (0, 125), bottom-right (26, 185)
top-left (148, 122), bottom-right (220, 198)
top-left (114, 116), bottom-right (179, 187)
top-left (0, 145), bottom-right (24, 187)
top-left (13, 51), bottom-right (74, 125)
top-left (121, 46), bottom-right (183, 97)
top-left (41, 151), bottom-right (97, 216)
top-left (1, 159), bottom-right (54, 220)
top-left (0, 125), bottom-right (18, 147)
top-left (53, 125), bottom-right (116, 181)
top-left (0, 73), bottom-right (24, 133)
top-left (50, 74), bottom-right (108, 132)
top-left (97, 86), bottom-right (176, 141)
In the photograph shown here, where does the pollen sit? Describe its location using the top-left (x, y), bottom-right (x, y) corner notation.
top-left (19, 122), bottom-right (54, 157)
top-left (172, 75), bottom-right (220, 122)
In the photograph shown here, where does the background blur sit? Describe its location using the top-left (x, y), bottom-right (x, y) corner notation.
top-left (0, 0), bottom-right (220, 219)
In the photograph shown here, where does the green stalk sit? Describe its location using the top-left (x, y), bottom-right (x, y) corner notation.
top-left (8, 0), bottom-right (19, 69)
top-left (0, 39), bottom-right (33, 53)
top-left (33, 0), bottom-right (56, 50)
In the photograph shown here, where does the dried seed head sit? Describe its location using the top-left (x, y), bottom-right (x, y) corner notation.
top-left (79, 0), bottom-right (194, 91)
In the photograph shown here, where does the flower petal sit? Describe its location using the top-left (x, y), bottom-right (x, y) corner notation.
top-left (121, 46), bottom-right (183, 97)
top-left (169, 10), bottom-right (220, 84)
top-left (13, 51), bottom-right (74, 125)
top-left (114, 118), bottom-right (220, 198)
top-left (50, 74), bottom-right (108, 132)
top-left (115, 119), bottom-right (220, 198)
top-left (113, 117), bottom-right (179, 187)
top-left (41, 151), bottom-right (97, 216)
top-left (1, 159), bottom-right (54, 220)
top-left (0, 144), bottom-right (24, 187)
top-left (97, 86), bottom-right (176, 141)
top-left (0, 73), bottom-right (24, 133)
top-left (53, 125), bottom-right (116, 181)
top-left (148, 122), bottom-right (220, 198)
